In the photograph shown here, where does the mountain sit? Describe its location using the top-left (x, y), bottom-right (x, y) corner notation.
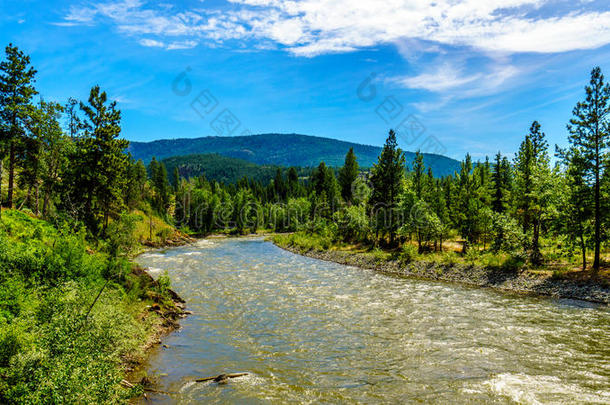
top-left (129, 133), bottom-right (461, 177)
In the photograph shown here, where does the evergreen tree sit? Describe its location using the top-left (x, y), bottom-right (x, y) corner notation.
top-left (152, 161), bottom-right (171, 215)
top-left (173, 166), bottom-right (180, 192)
top-left (514, 121), bottom-right (550, 264)
top-left (0, 44), bottom-right (37, 209)
top-left (338, 147), bottom-right (358, 204)
top-left (368, 129), bottom-right (406, 245)
top-left (67, 86), bottom-right (128, 233)
top-left (273, 168), bottom-right (287, 202)
top-left (455, 154), bottom-right (479, 252)
top-left (287, 167), bottom-right (300, 197)
top-left (566, 67), bottom-right (610, 274)
top-left (411, 150), bottom-right (425, 200)
top-left (492, 152), bottom-right (508, 213)
top-left (22, 100), bottom-right (66, 216)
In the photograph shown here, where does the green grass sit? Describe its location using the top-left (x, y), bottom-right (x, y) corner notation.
top-left (273, 230), bottom-right (588, 279)
top-left (0, 210), bottom-right (175, 403)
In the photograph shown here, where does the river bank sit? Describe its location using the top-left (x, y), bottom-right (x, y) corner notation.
top-left (274, 241), bottom-right (610, 305)
top-left (124, 236), bottom-right (195, 395)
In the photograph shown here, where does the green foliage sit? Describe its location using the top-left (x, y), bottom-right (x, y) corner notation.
top-left (162, 153), bottom-right (310, 186)
top-left (564, 66), bottom-right (610, 272)
top-left (338, 147), bottom-right (359, 204)
top-left (129, 133), bottom-right (461, 176)
top-left (333, 205), bottom-right (370, 242)
top-left (490, 212), bottom-right (526, 254)
top-left (0, 210), bottom-right (170, 403)
top-left (157, 271), bottom-right (171, 294)
top-left (368, 130), bottom-right (406, 244)
top-left (399, 244), bottom-right (419, 264)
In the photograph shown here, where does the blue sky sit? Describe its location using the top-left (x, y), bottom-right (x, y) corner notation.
top-left (2, 0), bottom-right (610, 160)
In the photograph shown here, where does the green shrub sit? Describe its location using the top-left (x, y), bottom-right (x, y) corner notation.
top-left (0, 210), bottom-right (170, 403)
top-left (399, 244), bottom-right (419, 264)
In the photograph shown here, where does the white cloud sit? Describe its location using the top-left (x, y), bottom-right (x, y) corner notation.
top-left (397, 64), bottom-right (482, 92)
top-left (139, 38), bottom-right (165, 48)
top-left (166, 40), bottom-right (199, 50)
top-left (60, 0), bottom-right (610, 56)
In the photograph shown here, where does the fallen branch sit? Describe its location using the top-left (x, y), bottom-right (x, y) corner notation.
top-left (195, 373), bottom-right (248, 383)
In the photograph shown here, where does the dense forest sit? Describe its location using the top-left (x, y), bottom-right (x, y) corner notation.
top-left (161, 153), bottom-right (316, 186)
top-left (0, 42), bottom-right (609, 401)
top-left (128, 132), bottom-right (462, 177)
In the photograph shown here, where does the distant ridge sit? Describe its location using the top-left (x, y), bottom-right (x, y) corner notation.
top-left (128, 133), bottom-right (460, 177)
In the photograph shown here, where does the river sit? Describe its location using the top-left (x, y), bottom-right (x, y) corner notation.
top-left (135, 237), bottom-right (610, 404)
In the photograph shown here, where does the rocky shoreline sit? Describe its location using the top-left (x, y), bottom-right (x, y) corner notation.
top-left (276, 244), bottom-right (610, 305)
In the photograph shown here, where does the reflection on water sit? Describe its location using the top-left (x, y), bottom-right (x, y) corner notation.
top-left (135, 238), bottom-right (610, 404)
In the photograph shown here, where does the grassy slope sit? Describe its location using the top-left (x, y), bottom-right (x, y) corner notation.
top-left (0, 210), bottom-right (183, 403)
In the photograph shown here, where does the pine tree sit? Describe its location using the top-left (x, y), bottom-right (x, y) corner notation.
top-left (22, 100), bottom-right (66, 216)
top-left (338, 147), bottom-right (358, 204)
top-left (68, 85), bottom-right (128, 233)
top-left (566, 67), bottom-right (610, 274)
top-left (173, 166), bottom-right (180, 192)
top-left (0, 44), bottom-right (38, 209)
top-left (492, 152), bottom-right (506, 213)
top-left (287, 167), bottom-right (300, 197)
top-left (368, 129), bottom-right (406, 245)
top-left (455, 154), bottom-right (478, 252)
top-left (273, 168), bottom-right (287, 202)
top-left (411, 150), bottom-right (425, 200)
top-left (514, 121), bottom-right (550, 264)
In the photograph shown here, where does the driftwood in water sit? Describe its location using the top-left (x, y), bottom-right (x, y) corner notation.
top-left (195, 373), bottom-right (248, 383)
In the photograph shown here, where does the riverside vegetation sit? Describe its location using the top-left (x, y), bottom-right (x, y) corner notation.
top-left (1, 42), bottom-right (609, 402)
top-left (0, 44), bottom-right (189, 403)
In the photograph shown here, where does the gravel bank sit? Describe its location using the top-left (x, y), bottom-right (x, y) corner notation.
top-left (277, 244), bottom-right (610, 305)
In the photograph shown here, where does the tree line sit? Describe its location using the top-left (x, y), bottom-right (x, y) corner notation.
top-left (170, 68), bottom-right (610, 276)
top-left (1, 43), bottom-right (608, 275)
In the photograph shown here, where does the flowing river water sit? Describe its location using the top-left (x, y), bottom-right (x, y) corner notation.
top-left (135, 237), bottom-right (610, 404)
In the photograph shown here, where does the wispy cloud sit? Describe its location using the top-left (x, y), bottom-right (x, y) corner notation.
top-left (139, 38), bottom-right (165, 48)
top-left (55, 0), bottom-right (610, 111)
top-left (58, 0), bottom-right (610, 56)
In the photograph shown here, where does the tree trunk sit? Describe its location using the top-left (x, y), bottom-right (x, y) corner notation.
top-left (530, 219), bottom-right (542, 265)
top-left (593, 162), bottom-right (600, 275)
top-left (103, 209), bottom-right (109, 236)
top-left (35, 183), bottom-right (40, 216)
top-left (18, 187), bottom-right (30, 211)
top-left (7, 142), bottom-right (15, 209)
top-left (580, 231), bottom-right (586, 271)
top-left (0, 158), bottom-right (3, 220)
top-left (42, 185), bottom-right (51, 218)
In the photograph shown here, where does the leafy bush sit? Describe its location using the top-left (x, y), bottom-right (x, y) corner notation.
top-left (490, 213), bottom-right (526, 254)
top-left (0, 210), bottom-right (171, 403)
top-left (333, 205), bottom-right (370, 242)
top-left (399, 244), bottom-right (419, 264)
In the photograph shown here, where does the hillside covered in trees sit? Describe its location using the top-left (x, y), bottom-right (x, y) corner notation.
top-left (129, 133), bottom-right (461, 177)
top-left (161, 153), bottom-right (313, 186)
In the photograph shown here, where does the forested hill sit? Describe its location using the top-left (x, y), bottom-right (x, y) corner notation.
top-left (162, 153), bottom-right (310, 185)
top-left (129, 133), bottom-right (461, 177)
